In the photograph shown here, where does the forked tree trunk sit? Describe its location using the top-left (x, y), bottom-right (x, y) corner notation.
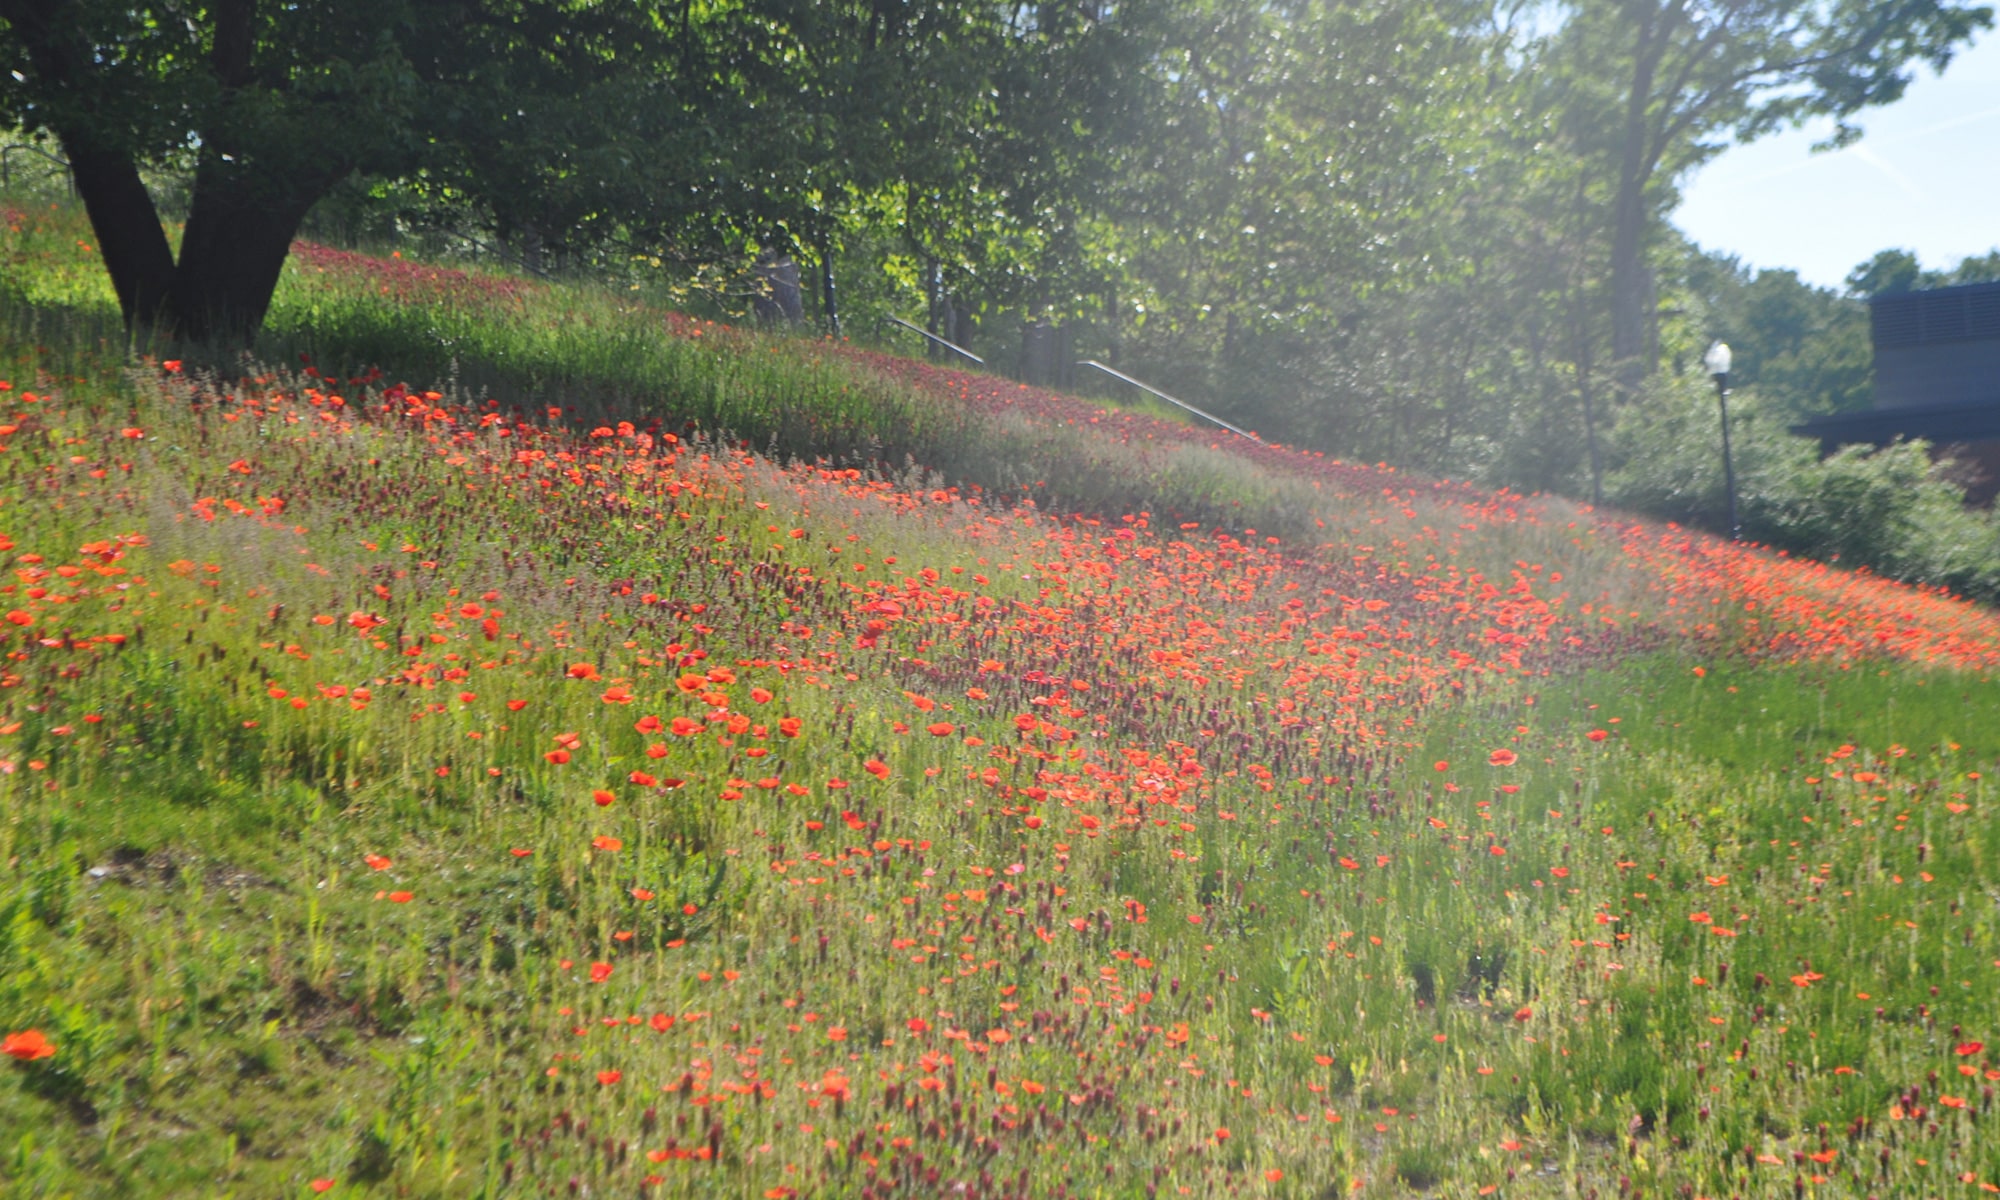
top-left (9, 0), bottom-right (343, 345)
top-left (168, 158), bottom-right (342, 343)
top-left (60, 147), bottom-right (344, 345)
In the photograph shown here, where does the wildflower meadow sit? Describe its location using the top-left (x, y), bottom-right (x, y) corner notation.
top-left (1, 200), bottom-right (1998, 1199)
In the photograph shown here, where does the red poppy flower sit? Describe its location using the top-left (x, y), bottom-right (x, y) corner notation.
top-left (1487, 749), bottom-right (1519, 766)
top-left (589, 962), bottom-right (614, 983)
top-left (1957, 1042), bottom-right (1986, 1056)
top-left (1585, 729), bottom-right (1609, 742)
top-left (597, 1070), bottom-right (622, 1086)
top-left (593, 836), bottom-right (623, 852)
top-left (592, 789), bottom-right (616, 807)
top-left (2, 1029), bottom-right (55, 1060)
top-left (926, 721), bottom-right (955, 737)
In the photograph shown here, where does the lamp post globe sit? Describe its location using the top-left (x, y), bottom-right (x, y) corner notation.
top-left (1704, 340), bottom-right (1732, 379)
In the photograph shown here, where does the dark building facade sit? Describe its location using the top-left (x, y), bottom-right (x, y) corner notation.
top-left (1793, 280), bottom-right (2000, 503)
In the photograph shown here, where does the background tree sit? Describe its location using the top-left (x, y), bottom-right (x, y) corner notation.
top-left (1541, 0), bottom-right (1991, 399)
top-left (1094, 0), bottom-right (1498, 441)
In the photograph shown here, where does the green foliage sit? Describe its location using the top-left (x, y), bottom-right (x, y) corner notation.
top-left (1849, 247), bottom-right (2000, 296)
top-left (1607, 371), bottom-right (2000, 598)
top-left (1680, 252), bottom-right (1873, 422)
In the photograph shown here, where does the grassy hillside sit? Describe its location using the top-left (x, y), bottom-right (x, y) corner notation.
top-left (2, 201), bottom-right (1999, 1199)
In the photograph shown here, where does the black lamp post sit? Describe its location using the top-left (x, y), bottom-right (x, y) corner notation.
top-left (1704, 340), bottom-right (1739, 541)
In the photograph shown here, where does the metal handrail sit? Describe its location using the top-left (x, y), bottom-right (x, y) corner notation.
top-left (885, 315), bottom-right (985, 365)
top-left (1, 143), bottom-right (72, 190)
top-left (1076, 360), bottom-right (1260, 442)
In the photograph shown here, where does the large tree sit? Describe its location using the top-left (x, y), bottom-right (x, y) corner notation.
top-left (0, 0), bottom-right (709, 341)
top-left (1545, 0), bottom-right (1990, 397)
top-left (0, 0), bottom-right (1044, 344)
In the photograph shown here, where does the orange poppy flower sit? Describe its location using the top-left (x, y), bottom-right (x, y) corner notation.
top-left (2, 1029), bottom-right (55, 1060)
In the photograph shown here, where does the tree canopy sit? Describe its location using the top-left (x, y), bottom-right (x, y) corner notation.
top-left (0, 0), bottom-right (1148, 341)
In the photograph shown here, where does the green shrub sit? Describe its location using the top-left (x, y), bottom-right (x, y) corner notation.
top-left (1606, 373), bottom-right (2000, 599)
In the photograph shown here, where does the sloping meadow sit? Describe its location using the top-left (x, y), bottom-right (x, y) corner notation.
top-left (0, 226), bottom-right (1997, 1197)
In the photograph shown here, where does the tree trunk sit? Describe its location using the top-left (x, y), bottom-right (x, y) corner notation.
top-left (0, 0), bottom-right (176, 327)
top-left (1577, 350), bottom-right (1604, 507)
top-left (1609, 3), bottom-right (1667, 402)
top-left (819, 244), bottom-right (840, 337)
top-left (170, 160), bottom-right (336, 344)
top-left (67, 142), bottom-right (177, 329)
top-left (54, 139), bottom-right (343, 344)
top-left (13, 0), bottom-right (341, 344)
top-left (1608, 163), bottom-right (1655, 402)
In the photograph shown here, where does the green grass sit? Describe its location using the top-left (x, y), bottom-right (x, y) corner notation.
top-left (0, 195), bottom-right (1998, 1199)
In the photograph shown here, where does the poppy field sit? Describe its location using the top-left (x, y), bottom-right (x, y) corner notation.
top-left (2, 203), bottom-right (2000, 1199)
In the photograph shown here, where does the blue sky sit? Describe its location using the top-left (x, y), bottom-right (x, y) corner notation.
top-left (1673, 30), bottom-right (2000, 291)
